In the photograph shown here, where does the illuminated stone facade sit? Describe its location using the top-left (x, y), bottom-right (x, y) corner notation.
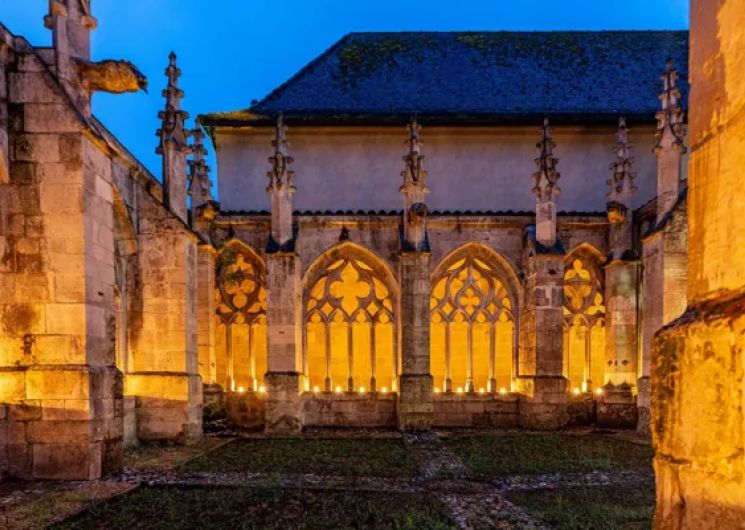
top-left (0, 6), bottom-right (702, 483)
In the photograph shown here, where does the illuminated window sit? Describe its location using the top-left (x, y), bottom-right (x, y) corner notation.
top-left (215, 243), bottom-right (267, 392)
top-left (430, 252), bottom-right (515, 392)
top-left (562, 255), bottom-right (605, 392)
top-left (304, 249), bottom-right (396, 393)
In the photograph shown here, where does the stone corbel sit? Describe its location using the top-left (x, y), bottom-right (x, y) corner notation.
top-left (75, 59), bottom-right (148, 94)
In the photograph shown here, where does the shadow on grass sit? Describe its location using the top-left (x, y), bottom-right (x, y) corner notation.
top-left (182, 438), bottom-right (418, 478)
top-left (506, 481), bottom-right (655, 530)
top-left (445, 434), bottom-right (653, 477)
top-left (52, 485), bottom-right (457, 530)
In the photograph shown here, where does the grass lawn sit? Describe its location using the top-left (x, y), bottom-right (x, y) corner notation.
top-left (445, 434), bottom-right (653, 477)
top-left (182, 438), bottom-right (418, 478)
top-left (506, 481), bottom-right (655, 530)
top-left (53, 485), bottom-right (457, 530)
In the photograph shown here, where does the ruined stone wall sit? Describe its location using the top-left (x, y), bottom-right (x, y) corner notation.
top-left (651, 0), bottom-right (745, 526)
top-left (215, 125), bottom-right (661, 213)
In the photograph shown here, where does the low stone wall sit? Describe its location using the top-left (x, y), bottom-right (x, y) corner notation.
top-left (225, 392), bottom-right (266, 429)
top-left (433, 393), bottom-right (519, 428)
top-left (302, 393), bottom-right (397, 428)
top-left (566, 395), bottom-right (594, 426)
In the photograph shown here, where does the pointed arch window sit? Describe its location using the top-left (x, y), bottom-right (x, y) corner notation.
top-left (430, 253), bottom-right (516, 393)
top-left (215, 243), bottom-right (267, 391)
top-left (304, 251), bottom-right (396, 393)
top-left (562, 256), bottom-right (605, 392)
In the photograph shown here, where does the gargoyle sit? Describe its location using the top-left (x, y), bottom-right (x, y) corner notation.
top-left (76, 59), bottom-right (148, 94)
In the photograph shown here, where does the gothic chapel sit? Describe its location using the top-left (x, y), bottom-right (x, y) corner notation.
top-left (0, 0), bottom-right (689, 480)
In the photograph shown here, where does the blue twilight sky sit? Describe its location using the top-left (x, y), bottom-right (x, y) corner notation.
top-left (2, 1), bottom-right (689, 193)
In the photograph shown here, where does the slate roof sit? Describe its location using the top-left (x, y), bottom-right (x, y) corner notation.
top-left (201, 30), bottom-right (688, 127)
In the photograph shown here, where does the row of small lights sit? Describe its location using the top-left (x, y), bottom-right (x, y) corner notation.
top-left (235, 386), bottom-right (604, 396)
top-left (572, 388), bottom-right (605, 396)
top-left (434, 387), bottom-right (510, 395)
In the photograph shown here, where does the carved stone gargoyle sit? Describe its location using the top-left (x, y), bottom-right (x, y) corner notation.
top-left (76, 59), bottom-right (148, 94)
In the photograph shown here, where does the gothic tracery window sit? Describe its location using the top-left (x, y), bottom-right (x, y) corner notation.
top-left (215, 243), bottom-right (267, 391)
top-left (430, 252), bottom-right (516, 393)
top-left (562, 255), bottom-right (606, 392)
top-left (304, 250), bottom-right (396, 393)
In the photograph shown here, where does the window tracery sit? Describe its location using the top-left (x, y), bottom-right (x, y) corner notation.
top-left (215, 245), bottom-right (267, 391)
top-left (562, 256), bottom-right (606, 392)
top-left (305, 253), bottom-right (396, 393)
top-left (430, 253), bottom-right (516, 393)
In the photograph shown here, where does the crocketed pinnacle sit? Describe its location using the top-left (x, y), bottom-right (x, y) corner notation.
top-left (532, 117), bottom-right (560, 201)
top-left (266, 113), bottom-right (295, 192)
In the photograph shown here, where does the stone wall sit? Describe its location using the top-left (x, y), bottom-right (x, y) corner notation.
top-left (214, 125), bottom-right (662, 213)
top-left (651, 0), bottom-right (745, 526)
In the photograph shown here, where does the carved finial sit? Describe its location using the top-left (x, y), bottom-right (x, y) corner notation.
top-left (188, 126), bottom-right (213, 206)
top-left (266, 113), bottom-right (295, 193)
top-left (400, 115), bottom-right (428, 190)
top-left (654, 59), bottom-right (686, 152)
top-left (608, 117), bottom-right (637, 206)
top-left (156, 52), bottom-right (190, 155)
top-left (532, 118), bottom-right (560, 201)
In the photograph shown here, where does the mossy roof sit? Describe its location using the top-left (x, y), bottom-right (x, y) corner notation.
top-left (200, 30), bottom-right (688, 127)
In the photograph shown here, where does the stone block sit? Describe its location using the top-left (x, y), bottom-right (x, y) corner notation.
top-left (32, 442), bottom-right (102, 480)
top-left (264, 372), bottom-right (301, 434)
top-left (26, 368), bottom-right (90, 400)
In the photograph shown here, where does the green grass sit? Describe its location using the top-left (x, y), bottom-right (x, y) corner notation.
top-left (507, 481), bottom-right (655, 529)
top-left (182, 438), bottom-right (418, 478)
top-left (54, 485), bottom-right (457, 530)
top-left (445, 434), bottom-right (653, 477)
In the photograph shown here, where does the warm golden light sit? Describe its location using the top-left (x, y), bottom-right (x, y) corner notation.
top-left (499, 387), bottom-right (507, 395)
top-left (238, 386), bottom-right (245, 393)
top-left (434, 387), bottom-right (440, 394)
top-left (572, 388), bottom-right (581, 395)
top-left (313, 385), bottom-right (320, 394)
top-left (258, 385), bottom-right (266, 394)
top-left (358, 386), bottom-right (365, 394)
top-left (335, 386), bottom-right (343, 394)
top-left (595, 388), bottom-right (604, 395)
top-left (456, 387), bottom-right (464, 394)
top-left (479, 387), bottom-right (486, 394)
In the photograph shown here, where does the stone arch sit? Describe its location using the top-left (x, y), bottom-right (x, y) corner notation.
top-left (563, 243), bottom-right (607, 392)
top-left (215, 239), bottom-right (267, 392)
top-left (429, 243), bottom-right (521, 393)
top-left (303, 241), bottom-right (398, 393)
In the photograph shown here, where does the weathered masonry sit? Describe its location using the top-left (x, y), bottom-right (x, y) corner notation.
top-left (1, 2), bottom-right (694, 482)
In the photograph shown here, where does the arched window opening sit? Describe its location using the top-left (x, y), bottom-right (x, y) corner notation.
top-left (215, 245), bottom-right (267, 392)
top-left (305, 253), bottom-right (396, 393)
top-left (430, 254), bottom-right (515, 393)
top-left (563, 257), bottom-right (605, 392)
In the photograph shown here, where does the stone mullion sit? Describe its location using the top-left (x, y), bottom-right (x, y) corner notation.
top-left (347, 321), bottom-right (354, 392)
top-left (248, 323), bottom-right (256, 391)
top-left (444, 322), bottom-right (452, 392)
top-left (466, 322), bottom-right (474, 392)
top-left (370, 322), bottom-right (377, 392)
top-left (226, 324), bottom-right (234, 391)
top-left (488, 324), bottom-right (496, 392)
top-left (324, 323), bottom-right (331, 391)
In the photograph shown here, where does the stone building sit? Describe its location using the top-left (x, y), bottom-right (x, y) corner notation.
top-left (0, 1), bottom-right (694, 481)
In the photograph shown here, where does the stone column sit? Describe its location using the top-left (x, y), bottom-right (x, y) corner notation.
top-left (396, 117), bottom-right (433, 431)
top-left (398, 252), bottom-right (433, 430)
top-left (604, 118), bottom-right (640, 390)
top-left (638, 61), bottom-right (688, 434)
top-left (196, 244), bottom-right (220, 398)
top-left (517, 118), bottom-right (567, 429)
top-left (518, 249), bottom-right (567, 429)
top-left (127, 206), bottom-right (202, 443)
top-left (263, 115), bottom-right (302, 433)
top-left (652, 0), bottom-right (745, 526)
